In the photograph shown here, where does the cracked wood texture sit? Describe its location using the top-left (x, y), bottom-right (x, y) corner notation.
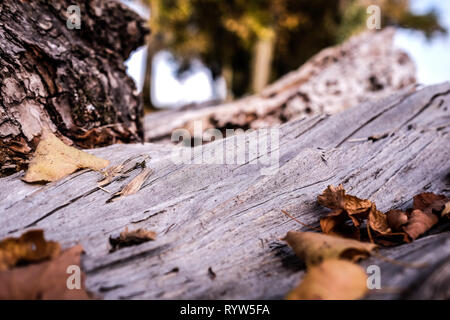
top-left (0, 83), bottom-right (449, 299)
top-left (0, 0), bottom-right (148, 175)
top-left (144, 28), bottom-right (416, 143)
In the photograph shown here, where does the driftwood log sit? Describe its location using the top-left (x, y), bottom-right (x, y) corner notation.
top-left (144, 28), bottom-right (416, 143)
top-left (0, 82), bottom-right (449, 299)
top-left (0, 0), bottom-right (148, 175)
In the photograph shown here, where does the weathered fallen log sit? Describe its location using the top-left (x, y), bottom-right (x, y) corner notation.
top-left (0, 0), bottom-right (148, 175)
top-left (144, 28), bottom-right (416, 143)
top-left (0, 82), bottom-right (449, 299)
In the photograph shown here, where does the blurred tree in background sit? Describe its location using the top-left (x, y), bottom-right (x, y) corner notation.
top-left (139, 0), bottom-right (445, 110)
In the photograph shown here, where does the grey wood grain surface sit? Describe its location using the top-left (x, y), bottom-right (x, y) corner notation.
top-left (0, 82), bottom-right (449, 299)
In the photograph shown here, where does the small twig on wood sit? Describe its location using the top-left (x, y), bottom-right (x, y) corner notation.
top-left (281, 210), bottom-right (321, 231)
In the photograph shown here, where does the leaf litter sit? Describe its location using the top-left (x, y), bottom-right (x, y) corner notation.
top-left (282, 184), bottom-right (449, 300)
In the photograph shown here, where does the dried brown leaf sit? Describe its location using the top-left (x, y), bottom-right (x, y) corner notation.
top-left (23, 129), bottom-right (109, 183)
top-left (0, 245), bottom-right (91, 299)
top-left (0, 230), bottom-right (60, 271)
top-left (318, 185), bottom-right (373, 239)
top-left (442, 201), bottom-right (450, 218)
top-left (319, 209), bottom-right (360, 239)
top-left (283, 231), bottom-right (376, 266)
top-left (108, 167), bottom-right (153, 202)
top-left (286, 259), bottom-right (368, 300)
top-left (109, 227), bottom-right (156, 252)
top-left (318, 184), bottom-right (372, 217)
top-left (98, 154), bottom-right (150, 187)
top-left (386, 209), bottom-right (409, 231)
top-left (413, 192), bottom-right (448, 214)
top-left (402, 209), bottom-right (439, 241)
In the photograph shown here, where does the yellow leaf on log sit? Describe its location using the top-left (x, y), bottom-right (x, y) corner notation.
top-left (283, 231), bottom-right (376, 266)
top-left (23, 129), bottom-right (109, 183)
top-left (286, 259), bottom-right (368, 300)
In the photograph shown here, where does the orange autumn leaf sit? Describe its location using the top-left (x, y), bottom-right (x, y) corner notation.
top-left (286, 259), bottom-right (368, 300)
top-left (23, 129), bottom-right (109, 183)
top-left (0, 229), bottom-right (60, 271)
top-left (318, 184), bottom-right (372, 217)
top-left (283, 231), bottom-right (376, 266)
top-left (318, 185), bottom-right (372, 239)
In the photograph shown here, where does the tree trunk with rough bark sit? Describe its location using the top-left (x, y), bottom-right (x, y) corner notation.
top-left (0, 0), bottom-right (149, 175)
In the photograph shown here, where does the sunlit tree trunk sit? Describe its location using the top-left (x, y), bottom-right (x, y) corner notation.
top-left (222, 61), bottom-right (234, 101)
top-left (142, 0), bottom-right (162, 112)
top-left (142, 37), bottom-right (163, 112)
top-left (250, 35), bottom-right (275, 93)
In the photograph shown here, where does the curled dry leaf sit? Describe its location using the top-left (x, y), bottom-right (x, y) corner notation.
top-left (318, 184), bottom-right (372, 216)
top-left (98, 163), bottom-right (125, 187)
top-left (23, 129), bottom-right (109, 183)
top-left (0, 245), bottom-right (91, 299)
top-left (386, 209), bottom-right (409, 231)
top-left (108, 167), bottom-right (153, 202)
top-left (413, 192), bottom-right (448, 214)
top-left (0, 229), bottom-right (60, 271)
top-left (368, 204), bottom-right (391, 235)
top-left (442, 202), bottom-right (450, 218)
top-left (109, 227), bottom-right (156, 252)
top-left (319, 209), bottom-right (361, 240)
top-left (384, 208), bottom-right (438, 242)
top-left (381, 192), bottom-right (449, 242)
top-left (286, 259), bottom-right (368, 300)
top-left (402, 209), bottom-right (439, 241)
top-left (318, 185), bottom-right (372, 239)
top-left (283, 231), bottom-right (376, 266)
top-left (98, 154), bottom-right (150, 187)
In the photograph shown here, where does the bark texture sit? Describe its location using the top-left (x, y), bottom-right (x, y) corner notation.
top-left (144, 28), bottom-right (416, 143)
top-left (0, 82), bottom-right (449, 299)
top-left (0, 0), bottom-right (149, 175)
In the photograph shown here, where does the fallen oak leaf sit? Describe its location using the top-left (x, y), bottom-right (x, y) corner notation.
top-left (109, 227), bottom-right (156, 252)
top-left (0, 229), bottom-right (60, 271)
top-left (283, 231), bottom-right (377, 266)
top-left (0, 244), bottom-right (91, 299)
top-left (286, 259), bottom-right (368, 300)
top-left (23, 129), bottom-right (109, 183)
